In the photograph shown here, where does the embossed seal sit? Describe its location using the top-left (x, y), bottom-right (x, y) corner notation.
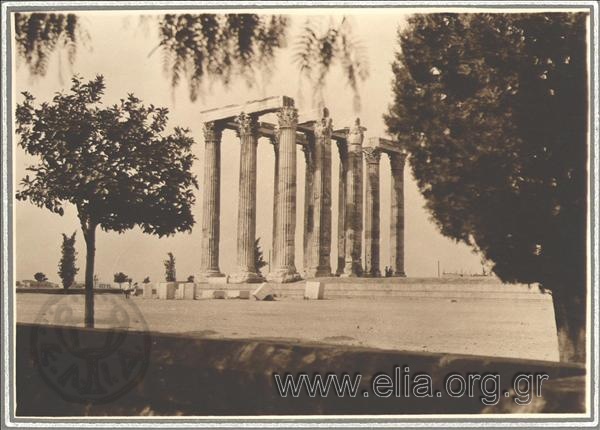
top-left (30, 293), bottom-right (151, 404)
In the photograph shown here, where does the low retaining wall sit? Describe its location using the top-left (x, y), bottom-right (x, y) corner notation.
top-left (16, 288), bottom-right (125, 295)
top-left (15, 323), bottom-right (585, 416)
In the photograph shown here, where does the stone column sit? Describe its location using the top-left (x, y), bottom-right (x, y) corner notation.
top-left (230, 113), bottom-right (264, 283)
top-left (199, 122), bottom-right (225, 279)
top-left (363, 147), bottom-right (381, 277)
top-left (336, 141), bottom-right (347, 276)
top-left (306, 109), bottom-right (333, 278)
top-left (390, 152), bottom-right (407, 277)
top-left (342, 119), bottom-right (366, 277)
top-left (267, 104), bottom-right (301, 283)
top-left (302, 141), bottom-right (314, 274)
top-left (270, 136), bottom-right (279, 274)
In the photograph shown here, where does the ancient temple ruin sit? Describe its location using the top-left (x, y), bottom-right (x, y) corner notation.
top-left (199, 96), bottom-right (406, 283)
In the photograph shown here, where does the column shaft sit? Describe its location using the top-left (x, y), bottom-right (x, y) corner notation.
top-left (336, 142), bottom-right (347, 276)
top-left (342, 120), bottom-right (366, 277)
top-left (390, 153), bottom-right (407, 277)
top-left (271, 138), bottom-right (279, 273)
top-left (306, 111), bottom-right (333, 278)
top-left (303, 143), bottom-right (314, 274)
top-left (199, 122), bottom-right (224, 278)
top-left (364, 148), bottom-right (381, 277)
top-left (230, 113), bottom-right (263, 283)
top-left (267, 104), bottom-right (301, 283)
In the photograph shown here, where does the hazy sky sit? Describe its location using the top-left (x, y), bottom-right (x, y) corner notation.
top-left (13, 9), bottom-right (484, 284)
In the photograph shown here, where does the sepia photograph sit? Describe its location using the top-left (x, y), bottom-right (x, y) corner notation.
top-left (0, 1), bottom-right (597, 427)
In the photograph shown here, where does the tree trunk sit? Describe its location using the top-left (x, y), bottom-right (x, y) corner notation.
top-left (83, 222), bottom-right (97, 328)
top-left (552, 287), bottom-right (586, 363)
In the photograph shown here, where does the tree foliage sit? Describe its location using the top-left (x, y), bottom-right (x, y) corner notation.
top-left (33, 272), bottom-right (48, 282)
top-left (16, 75), bottom-right (197, 326)
top-left (16, 75), bottom-right (198, 236)
top-left (255, 238), bottom-right (267, 271)
top-left (14, 12), bottom-right (87, 77)
top-left (385, 13), bottom-right (587, 361)
top-left (113, 272), bottom-right (129, 287)
top-left (293, 17), bottom-right (369, 111)
top-left (164, 252), bottom-right (176, 282)
top-left (14, 12), bottom-right (369, 108)
top-left (58, 231), bottom-right (78, 289)
top-left (155, 14), bottom-right (288, 101)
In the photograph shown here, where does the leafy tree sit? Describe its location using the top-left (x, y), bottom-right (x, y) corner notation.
top-left (255, 238), bottom-right (267, 272)
top-left (164, 252), bottom-right (176, 282)
top-left (385, 13), bottom-right (587, 362)
top-left (113, 272), bottom-right (129, 289)
top-left (33, 272), bottom-right (48, 282)
top-left (58, 231), bottom-right (78, 289)
top-left (16, 75), bottom-right (198, 327)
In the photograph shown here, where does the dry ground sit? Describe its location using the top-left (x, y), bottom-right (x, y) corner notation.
top-left (16, 292), bottom-right (559, 361)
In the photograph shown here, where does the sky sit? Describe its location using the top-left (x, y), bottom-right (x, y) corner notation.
top-left (13, 9), bottom-right (485, 284)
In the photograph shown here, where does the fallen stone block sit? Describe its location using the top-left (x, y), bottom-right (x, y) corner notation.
top-left (226, 290), bottom-right (240, 299)
top-left (196, 290), bottom-right (214, 300)
top-left (239, 290), bottom-right (251, 300)
top-left (252, 283), bottom-right (275, 301)
top-left (304, 281), bottom-right (325, 300)
top-left (157, 282), bottom-right (177, 300)
top-left (213, 290), bottom-right (227, 299)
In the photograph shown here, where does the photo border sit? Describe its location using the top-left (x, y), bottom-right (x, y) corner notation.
top-left (1, 1), bottom-right (598, 428)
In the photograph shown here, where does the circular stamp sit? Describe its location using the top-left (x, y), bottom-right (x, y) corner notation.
top-left (30, 293), bottom-right (151, 404)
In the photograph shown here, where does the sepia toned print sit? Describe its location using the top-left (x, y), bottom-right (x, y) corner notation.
top-left (1, 2), bottom-right (597, 427)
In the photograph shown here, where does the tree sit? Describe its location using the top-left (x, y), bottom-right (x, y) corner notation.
top-left (113, 272), bottom-right (129, 289)
top-left (16, 75), bottom-right (198, 327)
top-left (58, 231), bottom-right (78, 289)
top-left (255, 238), bottom-right (267, 272)
top-left (143, 276), bottom-right (150, 284)
top-left (33, 272), bottom-right (48, 282)
top-left (385, 13), bottom-right (587, 362)
top-left (164, 252), bottom-right (176, 282)
top-left (187, 275), bottom-right (195, 283)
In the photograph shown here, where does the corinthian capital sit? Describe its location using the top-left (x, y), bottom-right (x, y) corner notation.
top-left (314, 107), bottom-right (333, 140)
top-left (277, 106), bottom-right (298, 129)
top-left (347, 118), bottom-right (366, 147)
top-left (363, 147), bottom-right (381, 164)
top-left (203, 121), bottom-right (223, 143)
top-left (235, 112), bottom-right (259, 139)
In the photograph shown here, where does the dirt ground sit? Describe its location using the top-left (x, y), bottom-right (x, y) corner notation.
top-left (16, 292), bottom-right (559, 362)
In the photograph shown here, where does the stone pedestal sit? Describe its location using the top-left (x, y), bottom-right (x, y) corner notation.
top-left (306, 109), bottom-right (333, 278)
top-left (199, 122), bottom-right (225, 279)
top-left (143, 283), bottom-right (153, 299)
top-left (342, 119), bottom-right (366, 277)
top-left (364, 147), bottom-right (381, 277)
top-left (230, 113), bottom-right (264, 284)
top-left (390, 152), bottom-right (407, 277)
top-left (267, 104), bottom-right (301, 283)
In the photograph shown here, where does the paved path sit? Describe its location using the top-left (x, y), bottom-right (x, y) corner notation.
top-left (16, 293), bottom-right (559, 361)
